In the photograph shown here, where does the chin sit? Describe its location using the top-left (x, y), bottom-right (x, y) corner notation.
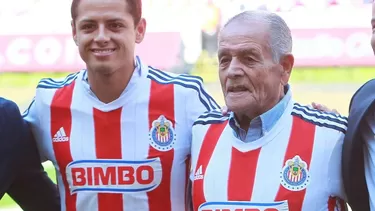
top-left (91, 64), bottom-right (117, 75)
top-left (226, 97), bottom-right (255, 114)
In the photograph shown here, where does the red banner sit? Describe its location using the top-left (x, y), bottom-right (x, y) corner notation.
top-left (0, 32), bottom-right (182, 72)
top-left (292, 28), bottom-right (374, 67)
top-left (0, 28), bottom-right (374, 72)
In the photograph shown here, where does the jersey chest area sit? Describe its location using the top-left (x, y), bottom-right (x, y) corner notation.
top-left (192, 118), bottom-right (342, 211)
top-left (40, 104), bottom-right (190, 195)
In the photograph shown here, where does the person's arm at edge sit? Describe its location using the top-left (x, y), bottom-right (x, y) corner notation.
top-left (3, 99), bottom-right (60, 211)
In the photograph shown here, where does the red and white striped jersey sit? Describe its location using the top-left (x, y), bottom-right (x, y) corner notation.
top-left (190, 98), bottom-right (348, 211)
top-left (23, 56), bottom-right (219, 211)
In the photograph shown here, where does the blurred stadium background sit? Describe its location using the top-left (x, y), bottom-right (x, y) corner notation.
top-left (1, 0), bottom-right (374, 210)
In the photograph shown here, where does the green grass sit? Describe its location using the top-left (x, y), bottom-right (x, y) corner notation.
top-left (0, 163), bottom-right (56, 208)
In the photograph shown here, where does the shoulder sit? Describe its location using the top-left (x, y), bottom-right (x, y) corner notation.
top-left (349, 78), bottom-right (375, 109)
top-left (291, 102), bottom-right (348, 134)
top-left (146, 66), bottom-right (219, 110)
top-left (354, 79), bottom-right (375, 96)
top-left (0, 98), bottom-right (24, 133)
top-left (147, 65), bottom-right (205, 88)
top-left (193, 109), bottom-right (229, 126)
top-left (36, 71), bottom-right (81, 90)
top-left (0, 97), bottom-right (21, 117)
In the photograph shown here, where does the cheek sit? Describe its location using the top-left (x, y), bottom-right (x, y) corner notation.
top-left (218, 70), bottom-right (227, 91)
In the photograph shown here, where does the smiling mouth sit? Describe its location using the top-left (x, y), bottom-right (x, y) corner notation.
top-left (91, 49), bottom-right (116, 55)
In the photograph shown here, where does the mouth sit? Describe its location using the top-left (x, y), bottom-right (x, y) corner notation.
top-left (227, 85), bottom-right (248, 93)
top-left (91, 48), bottom-right (116, 56)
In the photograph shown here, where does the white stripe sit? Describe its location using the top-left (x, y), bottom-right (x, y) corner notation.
top-left (126, 78), bottom-right (151, 211)
top-left (121, 85), bottom-right (147, 211)
top-left (60, 127), bottom-right (67, 137)
top-left (251, 118), bottom-right (293, 201)
top-left (292, 109), bottom-right (347, 131)
top-left (171, 83), bottom-right (189, 211)
top-left (195, 115), bottom-right (228, 123)
top-left (69, 85), bottom-right (98, 211)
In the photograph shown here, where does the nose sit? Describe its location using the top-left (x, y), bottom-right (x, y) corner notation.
top-left (227, 57), bottom-right (244, 78)
top-left (94, 25), bottom-right (110, 45)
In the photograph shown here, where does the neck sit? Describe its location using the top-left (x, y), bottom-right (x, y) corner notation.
top-left (87, 64), bottom-right (135, 104)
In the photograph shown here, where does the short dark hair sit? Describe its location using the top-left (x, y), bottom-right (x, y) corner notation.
top-left (71, 0), bottom-right (142, 26)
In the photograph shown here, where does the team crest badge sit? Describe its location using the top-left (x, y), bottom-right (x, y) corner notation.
top-left (149, 115), bottom-right (176, 151)
top-left (280, 155), bottom-right (310, 191)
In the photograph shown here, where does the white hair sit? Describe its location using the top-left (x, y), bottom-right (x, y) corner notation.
top-left (223, 10), bottom-right (293, 63)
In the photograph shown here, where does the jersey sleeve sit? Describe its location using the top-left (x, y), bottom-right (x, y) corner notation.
top-left (363, 112), bottom-right (375, 211)
top-left (327, 129), bottom-right (346, 200)
top-left (22, 96), bottom-right (48, 162)
top-left (185, 78), bottom-right (220, 128)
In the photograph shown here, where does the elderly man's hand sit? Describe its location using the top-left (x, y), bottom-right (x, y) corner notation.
top-left (221, 106), bottom-right (230, 115)
top-left (311, 102), bottom-right (340, 115)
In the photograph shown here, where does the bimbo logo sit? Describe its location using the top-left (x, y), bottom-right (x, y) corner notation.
top-left (66, 158), bottom-right (162, 194)
top-left (198, 201), bottom-right (289, 211)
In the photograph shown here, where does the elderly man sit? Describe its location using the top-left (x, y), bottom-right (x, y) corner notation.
top-left (190, 10), bottom-right (348, 211)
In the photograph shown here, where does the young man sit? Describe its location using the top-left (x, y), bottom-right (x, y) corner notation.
top-left (23, 0), bottom-right (219, 210)
top-left (190, 11), bottom-right (348, 211)
top-left (0, 97), bottom-right (60, 210)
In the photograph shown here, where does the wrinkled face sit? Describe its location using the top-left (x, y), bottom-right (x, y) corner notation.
top-left (371, 2), bottom-right (375, 54)
top-left (72, 0), bottom-right (145, 75)
top-left (218, 21), bottom-right (287, 116)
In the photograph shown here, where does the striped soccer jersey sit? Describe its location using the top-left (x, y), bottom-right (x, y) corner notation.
top-left (190, 98), bottom-right (348, 211)
top-left (23, 57), bottom-right (219, 211)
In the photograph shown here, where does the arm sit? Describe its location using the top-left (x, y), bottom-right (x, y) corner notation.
top-left (1, 99), bottom-right (60, 211)
top-left (362, 111), bottom-right (375, 211)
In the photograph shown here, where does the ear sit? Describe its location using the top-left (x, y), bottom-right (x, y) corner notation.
top-left (135, 18), bottom-right (146, 44)
top-left (279, 53), bottom-right (294, 85)
top-left (71, 20), bottom-right (78, 45)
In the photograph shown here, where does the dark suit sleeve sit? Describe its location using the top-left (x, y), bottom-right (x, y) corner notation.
top-left (0, 99), bottom-right (60, 211)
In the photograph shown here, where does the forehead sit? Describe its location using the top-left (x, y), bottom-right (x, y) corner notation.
top-left (76, 0), bottom-right (129, 21)
top-left (218, 21), bottom-right (269, 52)
top-left (373, 2), bottom-right (375, 16)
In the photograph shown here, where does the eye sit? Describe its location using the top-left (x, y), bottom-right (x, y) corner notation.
top-left (219, 56), bottom-right (231, 65)
top-left (244, 56), bottom-right (255, 62)
top-left (109, 23), bottom-right (124, 29)
top-left (81, 24), bottom-right (95, 30)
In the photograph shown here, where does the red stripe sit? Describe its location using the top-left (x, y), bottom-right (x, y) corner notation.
top-left (147, 81), bottom-right (175, 211)
top-left (193, 122), bottom-right (228, 211)
top-left (185, 155), bottom-right (191, 211)
top-left (227, 147), bottom-right (261, 201)
top-left (94, 108), bottom-right (123, 211)
top-left (274, 116), bottom-right (316, 211)
top-left (328, 196), bottom-right (346, 211)
top-left (328, 196), bottom-right (336, 211)
top-left (50, 82), bottom-right (76, 211)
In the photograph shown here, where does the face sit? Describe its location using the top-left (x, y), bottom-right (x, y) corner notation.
top-left (218, 21), bottom-right (292, 117)
top-left (371, 2), bottom-right (375, 54)
top-left (72, 0), bottom-right (146, 75)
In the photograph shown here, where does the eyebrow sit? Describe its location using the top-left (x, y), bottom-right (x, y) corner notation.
top-left (218, 47), bottom-right (261, 57)
top-left (79, 18), bottom-right (125, 23)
